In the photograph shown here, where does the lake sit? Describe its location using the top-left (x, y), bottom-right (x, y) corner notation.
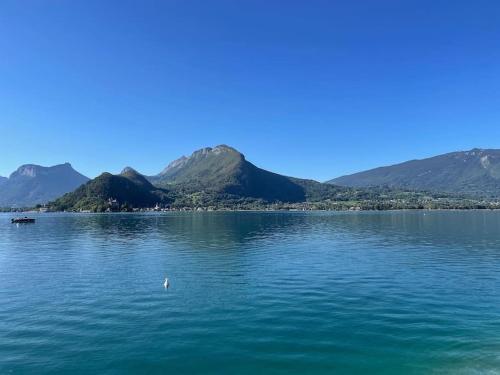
top-left (1, 211), bottom-right (500, 374)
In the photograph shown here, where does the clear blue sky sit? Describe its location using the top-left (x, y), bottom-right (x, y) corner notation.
top-left (1, 0), bottom-right (499, 180)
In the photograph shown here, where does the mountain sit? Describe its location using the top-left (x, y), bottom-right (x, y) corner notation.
top-left (329, 148), bottom-right (500, 197)
top-left (0, 163), bottom-right (90, 207)
top-left (45, 146), bottom-right (499, 212)
top-left (0, 176), bottom-right (6, 186)
top-left (50, 168), bottom-right (171, 212)
top-left (150, 145), bottom-right (347, 203)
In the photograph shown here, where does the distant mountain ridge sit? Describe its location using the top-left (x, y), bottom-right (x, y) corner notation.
top-left (329, 148), bottom-right (500, 197)
top-left (0, 163), bottom-right (89, 207)
top-left (10, 146), bottom-right (500, 211)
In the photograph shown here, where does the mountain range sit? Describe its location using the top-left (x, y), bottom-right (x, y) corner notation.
top-left (51, 145), bottom-right (354, 211)
top-left (329, 148), bottom-right (500, 197)
top-left (0, 163), bottom-right (89, 207)
top-left (3, 146), bottom-right (500, 210)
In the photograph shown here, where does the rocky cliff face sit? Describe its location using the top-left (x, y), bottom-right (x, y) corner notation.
top-left (0, 163), bottom-right (90, 207)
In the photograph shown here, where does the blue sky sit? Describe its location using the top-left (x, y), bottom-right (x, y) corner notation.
top-left (1, 0), bottom-right (499, 180)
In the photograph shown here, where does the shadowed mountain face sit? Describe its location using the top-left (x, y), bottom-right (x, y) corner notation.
top-left (150, 145), bottom-right (345, 203)
top-left (329, 149), bottom-right (500, 197)
top-left (0, 163), bottom-right (89, 207)
top-left (50, 168), bottom-right (171, 212)
top-left (0, 176), bottom-right (7, 186)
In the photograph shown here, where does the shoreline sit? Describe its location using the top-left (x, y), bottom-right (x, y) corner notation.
top-left (4, 207), bottom-right (500, 214)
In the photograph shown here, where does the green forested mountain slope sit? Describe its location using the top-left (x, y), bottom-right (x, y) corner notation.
top-left (329, 149), bottom-right (500, 197)
top-left (50, 168), bottom-right (171, 211)
top-left (150, 145), bottom-right (347, 202)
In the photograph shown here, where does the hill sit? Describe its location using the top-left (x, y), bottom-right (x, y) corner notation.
top-left (50, 168), bottom-right (172, 212)
top-left (0, 163), bottom-right (89, 207)
top-left (329, 149), bottom-right (500, 197)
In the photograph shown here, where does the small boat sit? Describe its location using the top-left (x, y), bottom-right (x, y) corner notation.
top-left (11, 217), bottom-right (36, 224)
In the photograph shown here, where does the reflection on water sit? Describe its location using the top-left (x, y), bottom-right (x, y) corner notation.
top-left (0, 211), bottom-right (500, 374)
top-left (11, 210), bottom-right (499, 248)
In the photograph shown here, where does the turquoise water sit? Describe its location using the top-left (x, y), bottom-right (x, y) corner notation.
top-left (1, 211), bottom-right (500, 374)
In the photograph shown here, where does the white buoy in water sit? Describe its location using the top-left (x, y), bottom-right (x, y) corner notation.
top-left (163, 277), bottom-right (170, 289)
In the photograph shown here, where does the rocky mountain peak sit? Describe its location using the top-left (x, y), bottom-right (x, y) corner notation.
top-left (121, 166), bottom-right (139, 175)
top-left (159, 145), bottom-right (244, 176)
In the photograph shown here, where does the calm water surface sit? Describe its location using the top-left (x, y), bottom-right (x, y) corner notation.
top-left (1, 211), bottom-right (500, 374)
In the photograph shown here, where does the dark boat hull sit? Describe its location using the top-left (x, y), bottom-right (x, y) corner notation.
top-left (11, 218), bottom-right (36, 224)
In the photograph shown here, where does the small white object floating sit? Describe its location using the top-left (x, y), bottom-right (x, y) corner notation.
top-left (163, 277), bottom-right (170, 289)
